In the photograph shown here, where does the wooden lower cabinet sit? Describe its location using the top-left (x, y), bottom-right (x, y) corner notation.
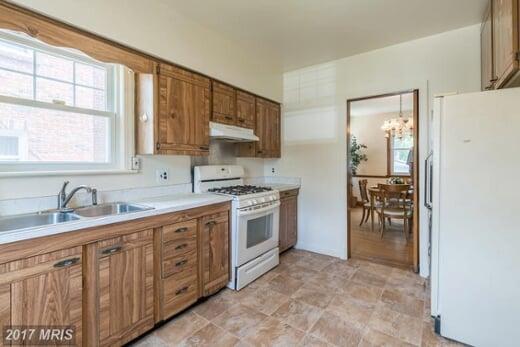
top-left (155, 204), bottom-right (230, 322)
top-left (0, 247), bottom-right (83, 346)
top-left (85, 229), bottom-right (154, 347)
top-left (200, 211), bottom-right (230, 296)
top-left (279, 189), bottom-right (299, 253)
top-left (0, 202), bottom-right (230, 347)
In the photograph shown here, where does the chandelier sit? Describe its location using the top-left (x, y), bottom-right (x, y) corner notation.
top-left (381, 94), bottom-right (413, 138)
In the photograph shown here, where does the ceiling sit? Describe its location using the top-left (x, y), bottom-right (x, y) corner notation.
top-left (165, 0), bottom-right (487, 71)
top-left (350, 93), bottom-right (414, 117)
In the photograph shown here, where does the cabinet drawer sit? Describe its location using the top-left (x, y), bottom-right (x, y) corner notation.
top-left (162, 273), bottom-right (198, 319)
top-left (162, 249), bottom-right (197, 278)
top-left (163, 236), bottom-right (197, 259)
top-left (280, 189), bottom-right (299, 199)
top-left (163, 220), bottom-right (197, 243)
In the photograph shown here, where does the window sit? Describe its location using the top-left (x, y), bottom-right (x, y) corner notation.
top-left (0, 31), bottom-right (133, 174)
top-left (390, 134), bottom-right (413, 175)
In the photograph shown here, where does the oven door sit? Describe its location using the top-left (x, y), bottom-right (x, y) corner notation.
top-left (236, 201), bottom-right (280, 266)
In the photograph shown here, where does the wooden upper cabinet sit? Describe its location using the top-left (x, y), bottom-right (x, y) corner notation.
top-left (200, 211), bottom-right (229, 296)
top-left (212, 81), bottom-right (237, 125)
top-left (85, 230), bottom-right (154, 347)
top-left (0, 247), bottom-right (83, 346)
top-left (236, 91), bottom-right (256, 129)
top-left (492, 0), bottom-right (519, 88)
top-left (482, 3), bottom-right (497, 90)
top-left (136, 63), bottom-right (210, 156)
top-left (157, 64), bottom-right (211, 155)
top-left (255, 98), bottom-right (281, 158)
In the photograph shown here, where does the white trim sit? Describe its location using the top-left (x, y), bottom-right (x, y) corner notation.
top-left (0, 169), bottom-right (138, 178)
top-left (0, 95), bottom-right (115, 118)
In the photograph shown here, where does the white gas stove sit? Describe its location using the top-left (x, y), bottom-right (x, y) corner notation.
top-left (193, 165), bottom-right (279, 290)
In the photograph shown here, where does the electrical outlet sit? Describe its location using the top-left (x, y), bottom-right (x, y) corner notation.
top-left (156, 168), bottom-right (170, 183)
top-left (271, 167), bottom-right (276, 174)
top-left (131, 156), bottom-right (141, 170)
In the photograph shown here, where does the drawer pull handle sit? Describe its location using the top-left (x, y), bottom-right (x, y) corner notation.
top-left (175, 227), bottom-right (188, 233)
top-left (199, 146), bottom-right (209, 150)
top-left (175, 260), bottom-right (188, 267)
top-left (175, 243), bottom-right (188, 250)
top-left (101, 246), bottom-right (122, 255)
top-left (175, 286), bottom-right (189, 295)
top-left (238, 118), bottom-right (245, 122)
top-left (205, 221), bottom-right (216, 227)
top-left (225, 116), bottom-right (233, 120)
top-left (54, 257), bottom-right (80, 268)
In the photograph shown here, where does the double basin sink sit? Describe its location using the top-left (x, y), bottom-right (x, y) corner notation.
top-left (0, 202), bottom-right (153, 233)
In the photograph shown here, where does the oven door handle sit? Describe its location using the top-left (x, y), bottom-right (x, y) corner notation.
top-left (237, 201), bottom-right (280, 216)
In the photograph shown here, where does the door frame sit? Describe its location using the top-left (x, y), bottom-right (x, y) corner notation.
top-left (346, 89), bottom-right (420, 272)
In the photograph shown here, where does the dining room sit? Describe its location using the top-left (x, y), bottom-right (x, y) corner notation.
top-left (347, 90), bottom-right (419, 270)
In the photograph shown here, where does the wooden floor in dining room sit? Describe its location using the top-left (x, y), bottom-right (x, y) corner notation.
top-left (351, 206), bottom-right (413, 269)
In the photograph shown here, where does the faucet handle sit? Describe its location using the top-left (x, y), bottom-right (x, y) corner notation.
top-left (91, 189), bottom-right (98, 206)
top-left (60, 181), bottom-right (70, 194)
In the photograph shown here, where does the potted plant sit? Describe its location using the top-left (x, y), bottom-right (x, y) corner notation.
top-left (349, 136), bottom-right (368, 176)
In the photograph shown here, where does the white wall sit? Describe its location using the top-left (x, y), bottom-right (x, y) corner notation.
top-left (1, 0), bottom-right (278, 201)
top-left (266, 25), bottom-right (481, 276)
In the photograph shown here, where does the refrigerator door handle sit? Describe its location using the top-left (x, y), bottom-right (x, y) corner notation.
top-left (424, 152), bottom-right (433, 209)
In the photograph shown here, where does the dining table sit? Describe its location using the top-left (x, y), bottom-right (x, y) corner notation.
top-left (367, 185), bottom-right (414, 232)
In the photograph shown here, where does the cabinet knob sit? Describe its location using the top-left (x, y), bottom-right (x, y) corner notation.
top-left (175, 286), bottom-right (189, 295)
top-left (54, 257), bottom-right (80, 268)
top-left (170, 112), bottom-right (176, 119)
top-left (175, 259), bottom-right (188, 267)
top-left (101, 245), bottom-right (122, 255)
top-left (225, 116), bottom-right (233, 121)
top-left (175, 227), bottom-right (188, 233)
top-left (205, 221), bottom-right (217, 227)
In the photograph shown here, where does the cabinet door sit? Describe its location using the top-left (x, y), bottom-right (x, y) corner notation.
top-left (212, 81), bottom-right (236, 125)
top-left (157, 65), bottom-right (210, 155)
top-left (200, 211), bottom-right (229, 296)
top-left (269, 103), bottom-right (281, 158)
top-left (255, 99), bottom-right (269, 157)
top-left (493, 0), bottom-right (519, 87)
top-left (279, 198), bottom-right (289, 252)
top-left (0, 247), bottom-right (83, 346)
top-left (236, 91), bottom-right (255, 129)
top-left (482, 4), bottom-right (496, 90)
top-left (285, 196), bottom-right (298, 249)
top-left (92, 230), bottom-right (154, 347)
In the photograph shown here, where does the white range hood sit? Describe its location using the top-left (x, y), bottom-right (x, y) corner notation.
top-left (209, 122), bottom-right (259, 142)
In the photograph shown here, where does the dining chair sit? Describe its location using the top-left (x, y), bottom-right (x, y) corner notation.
top-left (358, 179), bottom-right (371, 226)
top-left (377, 184), bottom-right (413, 240)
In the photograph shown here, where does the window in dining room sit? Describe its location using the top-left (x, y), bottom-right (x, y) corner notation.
top-left (390, 134), bottom-right (413, 175)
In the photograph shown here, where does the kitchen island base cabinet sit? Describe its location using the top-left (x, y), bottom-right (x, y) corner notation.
top-left (0, 247), bottom-right (83, 346)
top-left (84, 229), bottom-right (154, 347)
top-left (279, 189), bottom-right (299, 253)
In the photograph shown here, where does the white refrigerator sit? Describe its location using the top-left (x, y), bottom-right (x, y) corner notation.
top-left (430, 88), bottom-right (520, 346)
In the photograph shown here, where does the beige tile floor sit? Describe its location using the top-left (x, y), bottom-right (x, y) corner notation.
top-left (130, 249), bottom-right (463, 347)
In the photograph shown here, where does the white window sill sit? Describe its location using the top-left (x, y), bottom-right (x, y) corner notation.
top-left (0, 169), bottom-right (139, 178)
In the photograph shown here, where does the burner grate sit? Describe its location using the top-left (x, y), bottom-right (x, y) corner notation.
top-left (208, 185), bottom-right (272, 196)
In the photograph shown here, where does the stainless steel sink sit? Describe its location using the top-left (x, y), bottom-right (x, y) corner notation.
top-left (73, 202), bottom-right (153, 218)
top-left (0, 211), bottom-right (81, 233)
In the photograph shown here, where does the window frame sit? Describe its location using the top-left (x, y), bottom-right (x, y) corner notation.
top-left (387, 134), bottom-right (413, 177)
top-left (0, 30), bottom-right (135, 176)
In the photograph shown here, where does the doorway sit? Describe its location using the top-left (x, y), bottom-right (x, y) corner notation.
top-left (347, 90), bottom-right (419, 271)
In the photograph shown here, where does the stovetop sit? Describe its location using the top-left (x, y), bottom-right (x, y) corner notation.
top-left (208, 185), bottom-right (272, 196)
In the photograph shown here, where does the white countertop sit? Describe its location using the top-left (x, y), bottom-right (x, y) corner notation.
top-left (0, 193), bottom-right (232, 246)
top-left (267, 183), bottom-right (301, 192)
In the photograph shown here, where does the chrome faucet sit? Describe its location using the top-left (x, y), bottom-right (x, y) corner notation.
top-left (57, 181), bottom-right (97, 211)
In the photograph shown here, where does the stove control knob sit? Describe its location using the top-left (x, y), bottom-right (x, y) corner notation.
top-left (252, 200), bottom-right (258, 205)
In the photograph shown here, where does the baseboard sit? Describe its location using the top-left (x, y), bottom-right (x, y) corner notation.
top-left (294, 243), bottom-right (346, 260)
